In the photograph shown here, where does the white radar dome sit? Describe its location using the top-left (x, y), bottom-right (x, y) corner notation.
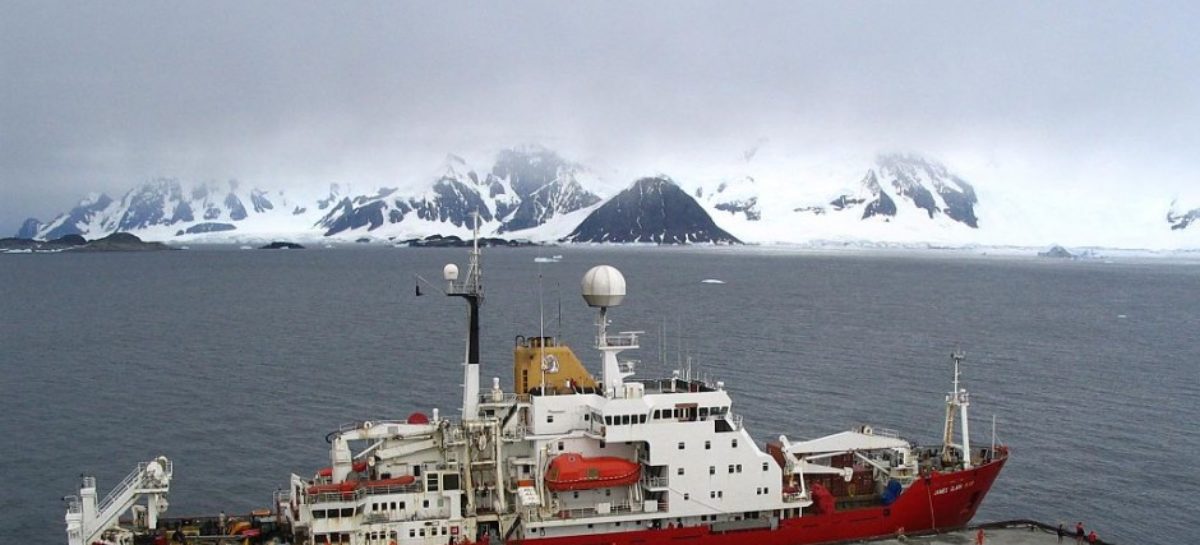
top-left (443, 264), bottom-right (460, 281)
top-left (581, 265), bottom-right (626, 307)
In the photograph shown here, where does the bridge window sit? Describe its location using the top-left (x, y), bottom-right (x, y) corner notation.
top-left (709, 466), bottom-right (715, 475)
top-left (605, 416), bottom-right (613, 425)
top-left (547, 415), bottom-right (554, 423)
top-left (762, 462), bottom-right (769, 471)
top-left (705, 440), bottom-right (711, 450)
top-left (732, 439), bottom-right (738, 448)
top-left (678, 442), bottom-right (685, 450)
top-left (622, 415), bottom-right (630, 425)
top-left (639, 414), bottom-right (647, 424)
top-left (677, 467), bottom-right (685, 475)
top-left (736, 464), bottom-right (742, 473)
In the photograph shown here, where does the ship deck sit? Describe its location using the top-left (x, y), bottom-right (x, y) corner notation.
top-left (880, 521), bottom-right (1113, 545)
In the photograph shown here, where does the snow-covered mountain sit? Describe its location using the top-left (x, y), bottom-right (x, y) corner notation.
top-left (23, 179), bottom-right (343, 242)
top-left (313, 147), bottom-right (601, 240)
top-left (690, 153), bottom-right (985, 246)
top-left (564, 177), bottom-right (739, 244)
top-left (14, 145), bottom-right (1200, 249)
top-left (18, 147), bottom-right (604, 244)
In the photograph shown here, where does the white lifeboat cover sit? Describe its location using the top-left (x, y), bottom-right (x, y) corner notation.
top-left (784, 431), bottom-right (910, 455)
top-left (582, 265), bottom-right (626, 307)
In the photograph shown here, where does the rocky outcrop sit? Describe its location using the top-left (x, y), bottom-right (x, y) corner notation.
top-left (564, 177), bottom-right (740, 244)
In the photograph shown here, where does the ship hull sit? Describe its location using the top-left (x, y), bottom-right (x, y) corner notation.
top-left (514, 456), bottom-right (1006, 545)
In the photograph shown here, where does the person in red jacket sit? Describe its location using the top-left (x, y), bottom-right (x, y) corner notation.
top-left (1088, 530), bottom-right (1098, 544)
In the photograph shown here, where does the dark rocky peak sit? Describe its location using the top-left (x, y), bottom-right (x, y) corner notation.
top-left (413, 177), bottom-right (494, 227)
top-left (37, 193), bottom-right (114, 240)
top-left (876, 153), bottom-right (978, 227)
top-left (498, 174), bottom-right (601, 233)
top-left (224, 192), bottom-right (248, 221)
top-left (116, 179), bottom-right (185, 231)
top-left (16, 218), bottom-right (42, 239)
top-left (250, 189), bottom-right (274, 212)
top-left (563, 176), bottom-right (740, 244)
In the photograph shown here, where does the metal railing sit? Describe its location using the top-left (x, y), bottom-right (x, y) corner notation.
top-left (96, 459), bottom-right (171, 515)
top-left (556, 501), bottom-right (634, 519)
top-left (872, 427), bottom-right (900, 439)
top-left (597, 332), bottom-right (640, 348)
top-left (306, 482), bottom-right (423, 504)
top-left (640, 476), bottom-right (669, 489)
top-left (479, 392), bottom-right (513, 404)
top-left (618, 360), bottom-right (638, 374)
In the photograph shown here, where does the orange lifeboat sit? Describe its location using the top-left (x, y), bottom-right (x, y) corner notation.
top-left (545, 453), bottom-right (640, 491)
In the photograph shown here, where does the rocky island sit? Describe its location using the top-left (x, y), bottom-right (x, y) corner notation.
top-left (1, 232), bottom-right (171, 253)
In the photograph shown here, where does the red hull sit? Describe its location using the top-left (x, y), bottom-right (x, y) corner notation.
top-left (514, 456), bottom-right (1006, 545)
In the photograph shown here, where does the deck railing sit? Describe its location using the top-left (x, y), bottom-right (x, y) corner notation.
top-left (306, 482), bottom-right (423, 504)
top-left (557, 501), bottom-right (634, 520)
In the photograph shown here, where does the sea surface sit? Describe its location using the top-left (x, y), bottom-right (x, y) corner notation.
top-left (2, 247), bottom-right (1197, 545)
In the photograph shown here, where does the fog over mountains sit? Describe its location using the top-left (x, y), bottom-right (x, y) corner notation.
top-left (13, 145), bottom-right (1200, 250)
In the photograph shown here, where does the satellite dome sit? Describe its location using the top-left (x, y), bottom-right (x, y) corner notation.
top-left (581, 265), bottom-right (626, 307)
top-left (443, 264), bottom-right (460, 281)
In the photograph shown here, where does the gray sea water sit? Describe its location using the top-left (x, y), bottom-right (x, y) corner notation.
top-left (1, 247), bottom-right (1197, 545)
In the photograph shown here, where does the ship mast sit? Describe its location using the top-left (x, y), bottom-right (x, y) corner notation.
top-left (941, 351), bottom-right (972, 468)
top-left (445, 212), bottom-right (483, 420)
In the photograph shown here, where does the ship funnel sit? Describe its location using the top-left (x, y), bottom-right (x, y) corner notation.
top-left (582, 265), bottom-right (626, 308)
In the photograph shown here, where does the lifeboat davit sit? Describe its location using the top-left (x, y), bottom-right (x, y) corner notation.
top-left (315, 460), bottom-right (370, 479)
top-left (545, 453), bottom-right (640, 491)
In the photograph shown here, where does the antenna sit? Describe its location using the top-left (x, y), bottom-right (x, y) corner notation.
top-left (445, 210), bottom-right (484, 419)
top-left (538, 261), bottom-right (547, 395)
top-left (991, 414), bottom-right (996, 455)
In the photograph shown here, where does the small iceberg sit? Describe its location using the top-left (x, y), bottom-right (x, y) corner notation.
top-left (701, 279), bottom-right (726, 284)
top-left (534, 256), bottom-right (563, 263)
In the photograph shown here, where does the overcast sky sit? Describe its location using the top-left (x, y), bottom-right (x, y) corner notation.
top-left (2, 1), bottom-right (1198, 233)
